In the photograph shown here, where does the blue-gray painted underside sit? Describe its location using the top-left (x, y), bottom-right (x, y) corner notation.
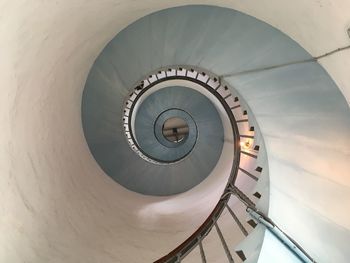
top-left (81, 5), bottom-right (312, 196)
top-left (82, 3), bottom-right (349, 206)
top-left (135, 86), bottom-right (223, 163)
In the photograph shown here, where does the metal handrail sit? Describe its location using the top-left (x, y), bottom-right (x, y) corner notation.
top-left (149, 68), bottom-right (316, 263)
top-left (228, 185), bottom-right (317, 263)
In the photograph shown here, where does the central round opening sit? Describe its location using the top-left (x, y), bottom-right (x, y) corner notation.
top-left (162, 117), bottom-right (189, 143)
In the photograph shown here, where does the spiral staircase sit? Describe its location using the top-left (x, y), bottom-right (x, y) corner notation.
top-left (1, 2), bottom-right (350, 263)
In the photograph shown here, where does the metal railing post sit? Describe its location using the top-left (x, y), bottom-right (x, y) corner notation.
top-left (225, 204), bottom-right (248, 236)
top-left (198, 239), bottom-right (207, 263)
top-left (214, 221), bottom-right (234, 263)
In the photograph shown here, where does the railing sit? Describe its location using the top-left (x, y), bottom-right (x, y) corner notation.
top-left (122, 66), bottom-right (316, 262)
top-left (122, 66), bottom-right (241, 165)
top-left (155, 140), bottom-right (316, 261)
top-left (123, 66), bottom-right (251, 260)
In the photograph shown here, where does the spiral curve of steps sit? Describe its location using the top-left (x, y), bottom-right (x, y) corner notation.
top-left (1, 3), bottom-right (350, 263)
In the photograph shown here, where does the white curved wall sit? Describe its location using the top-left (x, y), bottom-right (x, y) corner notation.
top-left (0, 3), bottom-right (241, 262)
top-left (0, 1), bottom-right (349, 263)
